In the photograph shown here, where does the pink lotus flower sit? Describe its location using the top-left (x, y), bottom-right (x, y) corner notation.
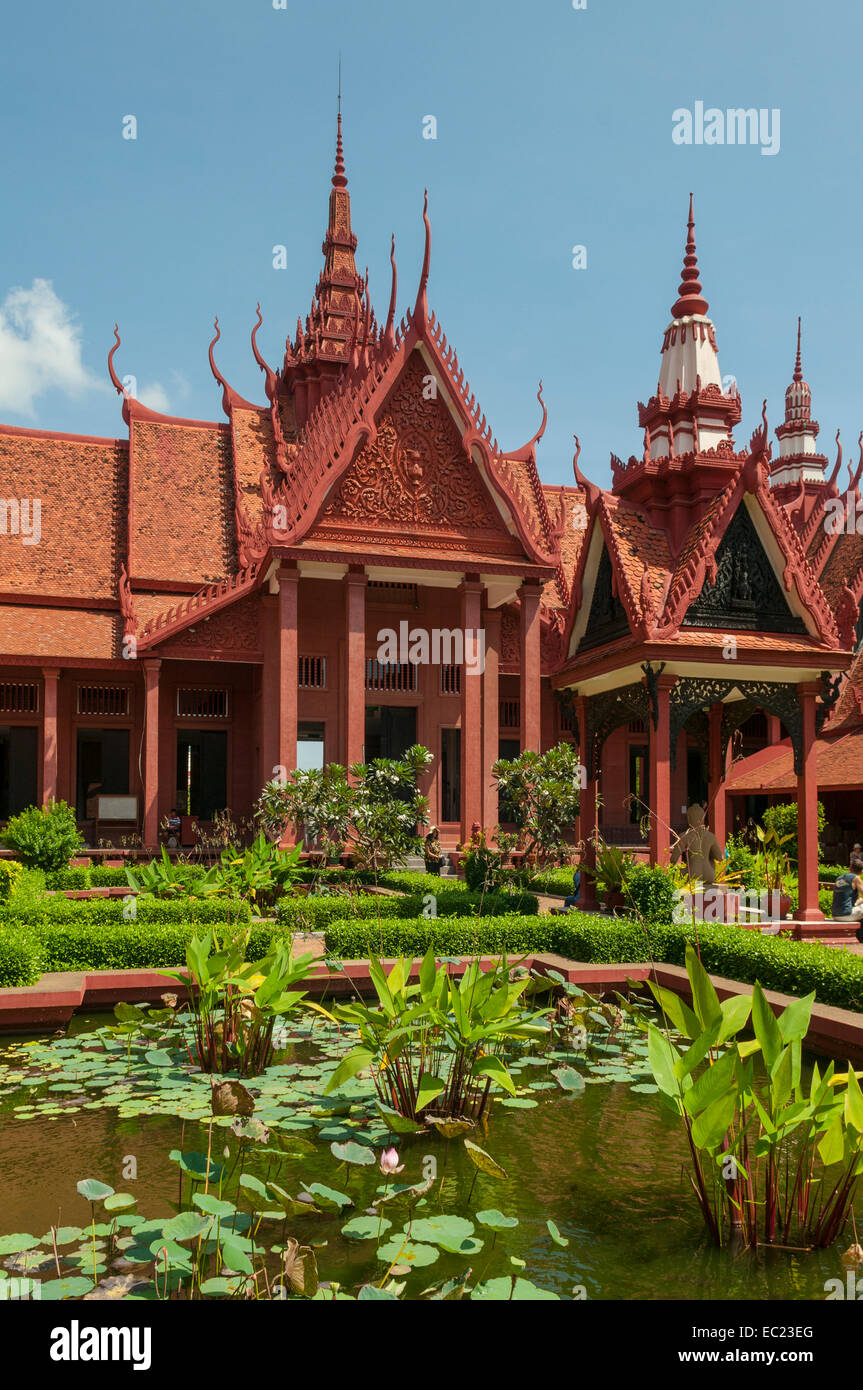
top-left (380, 1147), bottom-right (404, 1176)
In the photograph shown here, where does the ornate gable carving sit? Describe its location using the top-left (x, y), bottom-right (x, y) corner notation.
top-left (577, 546), bottom-right (631, 652)
top-left (682, 505), bottom-right (807, 634)
top-left (316, 353), bottom-right (518, 546)
top-left (157, 594), bottom-right (260, 656)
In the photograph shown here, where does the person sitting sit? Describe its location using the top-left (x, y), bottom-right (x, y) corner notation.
top-left (165, 808), bottom-right (181, 850)
top-left (832, 857), bottom-right (863, 920)
top-left (671, 805), bottom-right (724, 885)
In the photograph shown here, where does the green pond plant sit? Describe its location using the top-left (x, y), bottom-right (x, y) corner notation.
top-left (166, 931), bottom-right (334, 1077)
top-left (325, 949), bottom-right (551, 1123)
top-left (647, 942), bottom-right (863, 1248)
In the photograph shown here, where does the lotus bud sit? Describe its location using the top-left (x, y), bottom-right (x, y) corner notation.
top-left (379, 1147), bottom-right (404, 1176)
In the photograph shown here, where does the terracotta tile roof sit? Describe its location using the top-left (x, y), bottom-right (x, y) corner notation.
top-left (818, 532), bottom-right (863, 607)
top-left (0, 605), bottom-right (119, 659)
top-left (725, 730), bottom-right (863, 793)
top-left (129, 418), bottom-right (236, 584)
top-left (229, 407), bottom-right (275, 532)
top-left (601, 495), bottom-right (672, 622)
top-left (540, 486), bottom-right (587, 610)
top-left (682, 628), bottom-right (836, 654)
top-left (0, 428), bottom-right (127, 598)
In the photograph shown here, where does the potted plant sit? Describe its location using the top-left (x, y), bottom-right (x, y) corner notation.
top-left (583, 834), bottom-right (634, 909)
top-left (756, 822), bottom-right (794, 919)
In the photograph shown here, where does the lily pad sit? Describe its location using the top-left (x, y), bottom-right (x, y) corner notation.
top-left (330, 1140), bottom-right (376, 1166)
top-left (464, 1140), bottom-right (507, 1180)
top-left (376, 1237), bottom-right (439, 1268)
top-left (341, 1216), bottom-right (392, 1241)
top-left (476, 1209), bottom-right (519, 1230)
top-left (471, 1276), bottom-right (559, 1300)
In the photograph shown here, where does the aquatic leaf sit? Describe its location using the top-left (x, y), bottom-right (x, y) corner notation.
top-left (330, 1141), bottom-right (376, 1166)
top-left (376, 1237), bottom-right (439, 1268)
top-left (303, 1182), bottom-right (352, 1211)
top-left (76, 1179), bottom-right (115, 1204)
top-left (425, 1115), bottom-right (475, 1139)
top-left (500, 1097), bottom-right (537, 1109)
top-left (409, 1215), bottom-right (474, 1248)
top-left (630, 1083), bottom-right (659, 1095)
top-left (464, 1140), bottom-right (507, 1180)
top-left (547, 1219), bottom-right (569, 1247)
top-left (341, 1216), bottom-right (392, 1241)
top-left (192, 1193), bottom-right (236, 1219)
top-left (211, 1079), bottom-right (255, 1117)
top-left (476, 1209), bottom-right (518, 1229)
top-left (375, 1102), bottom-right (424, 1134)
top-left (358, 1283), bottom-right (399, 1300)
top-left (144, 1050), bottom-right (173, 1067)
top-left (103, 1193), bottom-right (137, 1212)
top-left (553, 1065), bottom-right (585, 1095)
top-left (199, 1276), bottom-right (238, 1296)
top-left (471, 1276), bottom-right (559, 1300)
top-left (0, 1234), bottom-right (40, 1256)
top-left (39, 1276), bottom-right (96, 1300)
top-left (220, 1238), bottom-right (253, 1275)
top-left (162, 1211), bottom-right (213, 1242)
top-left (168, 1150), bottom-right (225, 1182)
top-left (238, 1173), bottom-right (269, 1202)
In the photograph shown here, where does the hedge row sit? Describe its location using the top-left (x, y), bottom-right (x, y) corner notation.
top-left (36, 918), bottom-right (276, 973)
top-left (0, 897), bottom-right (251, 928)
top-left (44, 864), bottom-right (210, 891)
top-left (324, 913), bottom-right (863, 1013)
top-left (277, 888), bottom-right (538, 928)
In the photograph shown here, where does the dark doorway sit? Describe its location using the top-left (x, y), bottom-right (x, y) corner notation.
top-left (440, 727), bottom-right (461, 824)
top-left (364, 706), bottom-right (417, 762)
top-left (176, 731), bottom-right (228, 820)
top-left (629, 744), bottom-right (648, 822)
top-left (687, 747), bottom-right (708, 807)
top-left (0, 726), bottom-right (38, 819)
top-left (76, 729), bottom-right (130, 820)
top-left (497, 738), bottom-right (521, 823)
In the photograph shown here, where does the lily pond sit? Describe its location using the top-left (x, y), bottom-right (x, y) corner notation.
top-left (0, 988), bottom-right (850, 1301)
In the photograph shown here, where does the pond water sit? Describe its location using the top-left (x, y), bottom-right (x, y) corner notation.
top-left (0, 1010), bottom-right (851, 1301)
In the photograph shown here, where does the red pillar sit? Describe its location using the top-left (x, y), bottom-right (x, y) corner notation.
top-left (767, 715), bottom-right (782, 745)
top-left (41, 667), bottom-right (60, 805)
top-left (797, 682), bottom-right (823, 922)
top-left (460, 578), bottom-right (484, 839)
top-left (344, 568), bottom-right (367, 769)
top-left (519, 582), bottom-right (542, 753)
top-left (260, 597), bottom-right (279, 789)
top-left (649, 675), bottom-right (675, 866)
top-left (482, 605), bottom-right (501, 830)
top-left (575, 694), bottom-right (599, 910)
top-left (277, 564), bottom-right (298, 779)
top-left (143, 659), bottom-right (161, 848)
top-left (708, 702), bottom-right (727, 844)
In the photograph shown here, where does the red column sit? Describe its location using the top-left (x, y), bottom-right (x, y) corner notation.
top-left (142, 659), bottom-right (161, 848)
top-left (260, 597), bottom-right (279, 789)
top-left (277, 564), bottom-right (299, 779)
top-left (519, 581), bottom-right (542, 753)
top-left (797, 682), bottom-right (823, 922)
top-left (576, 694), bottom-right (599, 910)
top-left (482, 606), bottom-right (501, 830)
top-left (460, 578), bottom-right (484, 839)
top-left (708, 702), bottom-right (727, 845)
top-left (767, 715), bottom-right (782, 745)
top-left (344, 568), bottom-right (367, 769)
top-left (41, 667), bottom-right (60, 805)
top-left (649, 675), bottom-right (675, 866)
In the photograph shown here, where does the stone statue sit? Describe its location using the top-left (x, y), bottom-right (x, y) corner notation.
top-left (671, 804), bottom-right (724, 885)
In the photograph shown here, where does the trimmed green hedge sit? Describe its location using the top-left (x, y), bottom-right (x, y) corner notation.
top-left (526, 867), bottom-right (578, 897)
top-left (278, 888), bottom-right (538, 928)
top-left (0, 920), bottom-right (42, 986)
top-left (36, 917), bottom-right (275, 973)
top-left (1, 896), bottom-right (251, 928)
top-left (44, 864), bottom-right (212, 891)
top-left (324, 913), bottom-right (559, 959)
top-left (323, 912), bottom-right (863, 1013)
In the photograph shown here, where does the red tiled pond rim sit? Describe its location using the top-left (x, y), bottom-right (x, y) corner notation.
top-left (2, 956), bottom-right (863, 1064)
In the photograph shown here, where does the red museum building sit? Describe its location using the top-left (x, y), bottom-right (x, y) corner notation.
top-left (2, 118), bottom-right (863, 920)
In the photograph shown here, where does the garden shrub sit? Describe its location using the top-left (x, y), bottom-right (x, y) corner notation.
top-left (526, 866), bottom-right (578, 897)
top-left (45, 867), bottom-right (91, 891)
top-left (1, 800), bottom-right (83, 872)
top-left (0, 920), bottom-right (43, 986)
top-left (761, 800), bottom-right (826, 863)
top-left (1, 896), bottom-right (251, 928)
top-left (324, 913), bottom-right (561, 960)
top-left (0, 860), bottom-right (23, 902)
top-left (723, 839), bottom-right (760, 890)
top-left (623, 865), bottom-right (679, 923)
top-left (36, 916), bottom-right (275, 973)
top-left (277, 888), bottom-right (538, 929)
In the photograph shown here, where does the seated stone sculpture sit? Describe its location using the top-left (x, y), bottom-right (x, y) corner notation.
top-left (671, 804), bottom-right (724, 885)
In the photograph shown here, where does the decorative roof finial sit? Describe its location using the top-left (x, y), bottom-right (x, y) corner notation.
top-left (413, 189), bottom-right (431, 330)
top-left (794, 316), bottom-right (803, 384)
top-left (384, 234), bottom-right (398, 348)
top-left (671, 193), bottom-right (709, 319)
top-left (108, 324), bottom-right (125, 395)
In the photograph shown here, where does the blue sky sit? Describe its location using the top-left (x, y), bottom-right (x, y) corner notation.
top-left (1, 0), bottom-right (861, 489)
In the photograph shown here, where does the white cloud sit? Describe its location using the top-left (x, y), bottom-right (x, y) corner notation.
top-left (137, 381), bottom-right (171, 413)
top-left (0, 278), bottom-right (104, 416)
